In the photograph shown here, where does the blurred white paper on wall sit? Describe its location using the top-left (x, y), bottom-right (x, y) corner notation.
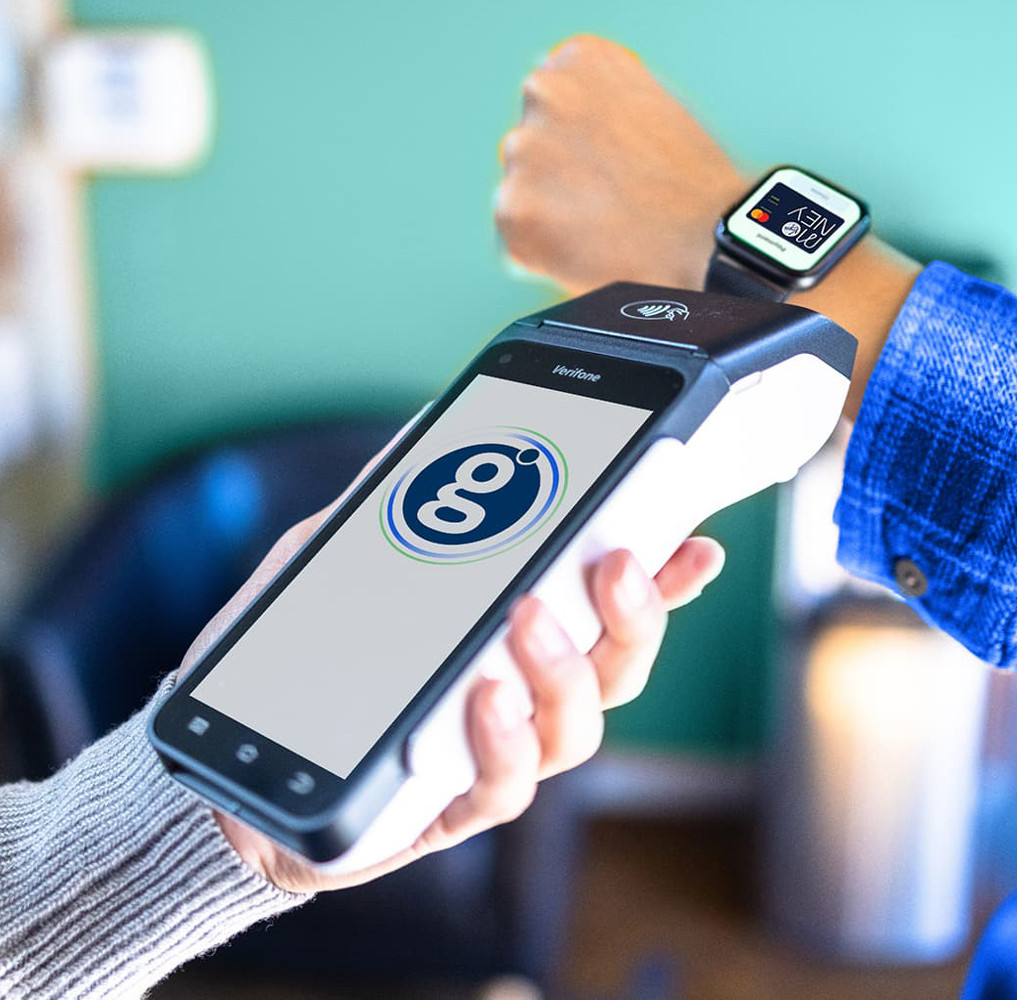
top-left (40, 31), bottom-right (212, 171)
top-left (0, 319), bottom-right (35, 470)
top-left (0, 8), bottom-right (216, 620)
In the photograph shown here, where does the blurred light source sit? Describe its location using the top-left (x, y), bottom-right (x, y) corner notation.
top-left (766, 432), bottom-right (991, 964)
top-left (40, 31), bottom-right (212, 172)
top-left (800, 618), bottom-right (989, 960)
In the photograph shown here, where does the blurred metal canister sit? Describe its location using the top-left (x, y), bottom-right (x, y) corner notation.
top-left (764, 428), bottom-right (991, 962)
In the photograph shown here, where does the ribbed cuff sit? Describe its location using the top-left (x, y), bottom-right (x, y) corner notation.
top-left (0, 679), bottom-right (308, 999)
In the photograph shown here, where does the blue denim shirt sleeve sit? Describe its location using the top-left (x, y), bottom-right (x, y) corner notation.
top-left (835, 260), bottom-right (1017, 667)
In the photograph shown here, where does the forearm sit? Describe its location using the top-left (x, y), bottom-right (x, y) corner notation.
top-left (496, 35), bottom-right (921, 420)
top-left (499, 35), bottom-right (1017, 662)
top-left (835, 261), bottom-right (1017, 664)
top-left (790, 236), bottom-right (921, 421)
top-left (0, 681), bottom-right (306, 999)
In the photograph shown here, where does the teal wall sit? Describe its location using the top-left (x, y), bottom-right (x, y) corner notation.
top-left (72, 0), bottom-right (1015, 755)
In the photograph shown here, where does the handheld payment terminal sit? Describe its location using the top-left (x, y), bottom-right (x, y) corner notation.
top-left (149, 282), bottom-right (855, 871)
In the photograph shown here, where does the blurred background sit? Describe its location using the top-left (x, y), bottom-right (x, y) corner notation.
top-left (0, 0), bottom-right (1014, 998)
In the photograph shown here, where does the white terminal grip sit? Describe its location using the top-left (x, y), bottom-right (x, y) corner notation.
top-left (324, 286), bottom-right (852, 875)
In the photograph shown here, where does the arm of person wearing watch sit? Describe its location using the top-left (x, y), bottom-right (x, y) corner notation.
top-left (496, 34), bottom-right (1017, 667)
top-left (494, 34), bottom-right (918, 423)
top-left (0, 491), bottom-right (724, 999)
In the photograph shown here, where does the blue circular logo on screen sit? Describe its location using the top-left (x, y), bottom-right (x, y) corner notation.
top-left (381, 429), bottom-right (567, 563)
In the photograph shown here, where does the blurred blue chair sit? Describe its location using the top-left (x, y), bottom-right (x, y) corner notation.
top-left (0, 417), bottom-right (582, 988)
top-left (962, 888), bottom-right (1017, 1000)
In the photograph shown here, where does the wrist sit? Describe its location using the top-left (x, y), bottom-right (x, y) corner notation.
top-left (685, 173), bottom-right (747, 288)
top-left (789, 236), bottom-right (921, 421)
top-left (701, 166), bottom-right (917, 417)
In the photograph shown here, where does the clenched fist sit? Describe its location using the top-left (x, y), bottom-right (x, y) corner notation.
top-left (495, 35), bottom-right (745, 294)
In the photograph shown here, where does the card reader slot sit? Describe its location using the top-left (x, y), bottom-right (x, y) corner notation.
top-left (540, 318), bottom-right (705, 356)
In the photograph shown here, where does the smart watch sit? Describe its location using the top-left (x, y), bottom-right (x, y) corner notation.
top-left (706, 166), bottom-right (871, 301)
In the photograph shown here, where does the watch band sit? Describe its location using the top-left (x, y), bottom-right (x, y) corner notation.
top-left (705, 252), bottom-right (788, 302)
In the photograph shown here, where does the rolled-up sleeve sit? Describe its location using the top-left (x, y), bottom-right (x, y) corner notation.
top-left (835, 260), bottom-right (1017, 666)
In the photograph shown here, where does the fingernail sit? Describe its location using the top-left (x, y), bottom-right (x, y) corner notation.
top-left (490, 682), bottom-right (525, 732)
top-left (525, 604), bottom-right (575, 663)
top-left (674, 588), bottom-right (703, 609)
top-left (617, 558), bottom-right (652, 614)
top-left (695, 539), bottom-right (726, 583)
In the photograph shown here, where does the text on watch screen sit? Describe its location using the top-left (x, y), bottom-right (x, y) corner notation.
top-left (746, 181), bottom-right (845, 255)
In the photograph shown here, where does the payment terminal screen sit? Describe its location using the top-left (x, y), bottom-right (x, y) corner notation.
top-left (193, 374), bottom-right (651, 777)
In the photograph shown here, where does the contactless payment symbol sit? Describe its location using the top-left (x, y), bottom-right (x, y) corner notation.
top-left (621, 300), bottom-right (689, 322)
top-left (381, 429), bottom-right (567, 563)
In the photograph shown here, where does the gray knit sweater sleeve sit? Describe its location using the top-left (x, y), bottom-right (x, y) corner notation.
top-left (0, 681), bottom-right (308, 998)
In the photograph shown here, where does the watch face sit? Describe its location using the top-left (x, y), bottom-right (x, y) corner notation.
top-left (724, 167), bottom-right (865, 275)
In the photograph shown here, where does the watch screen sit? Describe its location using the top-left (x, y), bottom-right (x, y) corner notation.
top-left (725, 167), bottom-right (863, 274)
top-left (745, 182), bottom-right (845, 255)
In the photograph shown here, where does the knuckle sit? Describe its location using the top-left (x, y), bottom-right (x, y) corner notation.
top-left (645, 602), bottom-right (669, 649)
top-left (521, 68), bottom-right (547, 105)
top-left (545, 705), bottom-right (605, 774)
top-left (285, 506), bottom-right (329, 548)
top-left (499, 126), bottom-right (528, 167)
top-left (605, 664), bottom-right (653, 709)
top-left (494, 186), bottom-right (543, 250)
top-left (267, 527), bottom-right (303, 565)
top-left (522, 67), bottom-right (571, 117)
top-left (534, 657), bottom-right (583, 710)
top-left (499, 781), bottom-right (537, 824)
top-left (574, 711), bottom-right (606, 764)
top-left (620, 600), bottom-right (668, 657)
top-left (567, 33), bottom-right (603, 53)
top-left (494, 176), bottom-right (526, 218)
top-left (493, 191), bottom-right (520, 243)
top-left (475, 781), bottom-right (530, 827)
top-left (558, 33), bottom-right (611, 66)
